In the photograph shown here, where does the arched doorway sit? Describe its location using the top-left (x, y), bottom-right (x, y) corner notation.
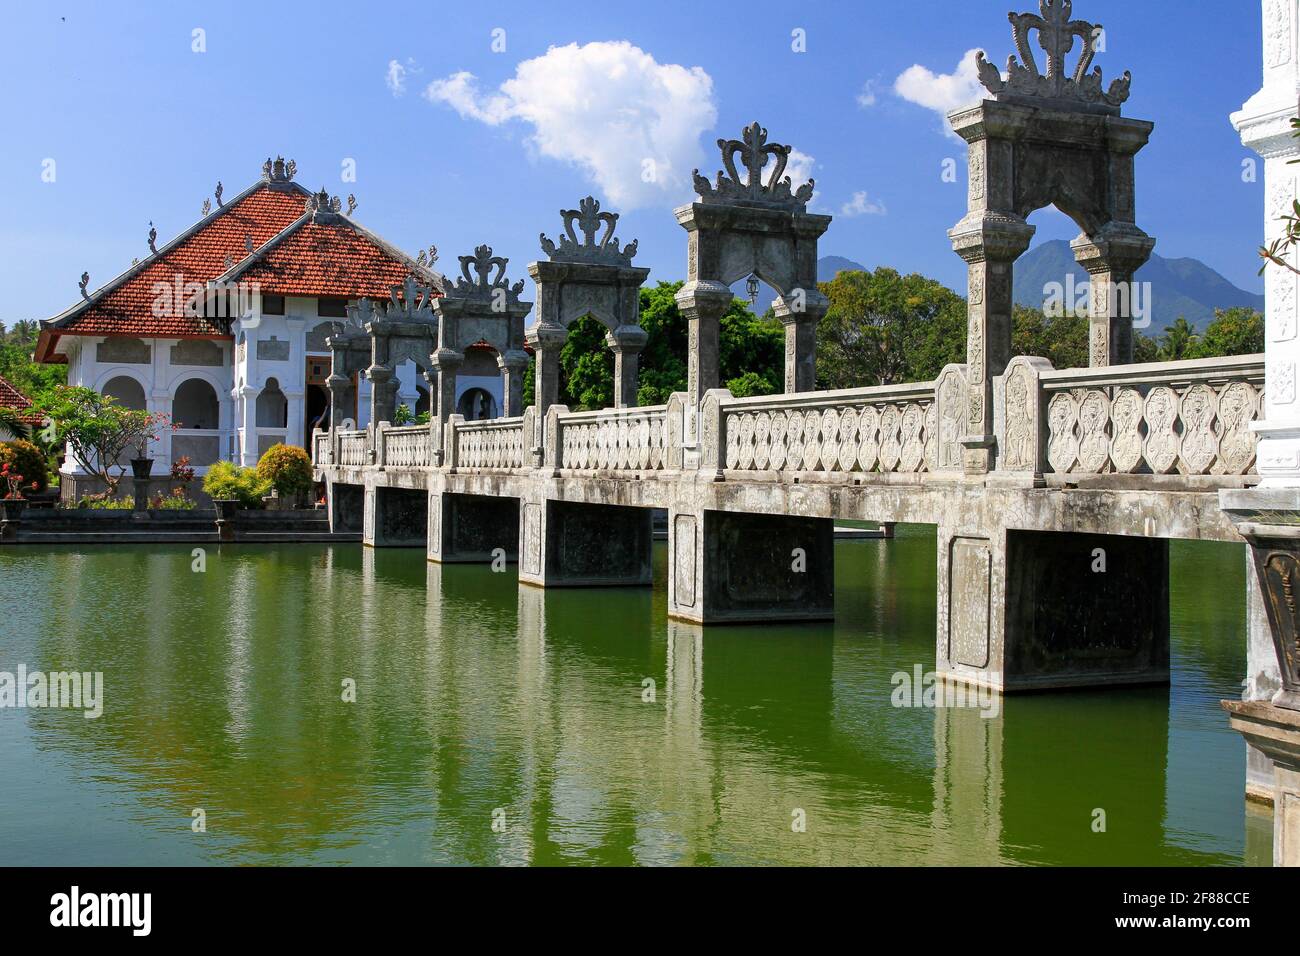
top-left (102, 375), bottom-right (146, 411)
top-left (457, 388), bottom-right (497, 421)
top-left (173, 379), bottom-right (219, 429)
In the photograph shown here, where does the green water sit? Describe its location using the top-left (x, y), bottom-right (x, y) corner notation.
top-left (0, 529), bottom-right (1272, 865)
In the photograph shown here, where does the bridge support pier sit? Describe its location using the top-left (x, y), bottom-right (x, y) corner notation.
top-left (938, 527), bottom-right (1169, 691)
top-left (667, 508), bottom-right (834, 624)
top-left (363, 485), bottom-right (428, 548)
top-left (328, 482), bottom-right (364, 534)
top-left (518, 498), bottom-right (653, 587)
top-left (428, 490), bottom-right (519, 564)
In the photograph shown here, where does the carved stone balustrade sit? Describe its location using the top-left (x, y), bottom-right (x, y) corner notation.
top-left (998, 354), bottom-right (1265, 484)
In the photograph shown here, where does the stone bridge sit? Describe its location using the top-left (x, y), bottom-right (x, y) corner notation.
top-left (315, 3), bottom-right (1271, 701)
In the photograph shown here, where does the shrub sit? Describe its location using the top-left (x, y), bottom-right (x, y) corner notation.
top-left (202, 461), bottom-right (271, 507)
top-left (0, 439), bottom-right (47, 494)
top-left (149, 488), bottom-right (197, 510)
top-left (75, 493), bottom-right (133, 510)
top-left (256, 443), bottom-right (313, 497)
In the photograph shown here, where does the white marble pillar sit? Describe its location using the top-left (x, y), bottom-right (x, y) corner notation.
top-left (1235, 0), bottom-right (1300, 485)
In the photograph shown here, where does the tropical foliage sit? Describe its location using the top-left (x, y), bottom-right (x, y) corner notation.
top-left (34, 385), bottom-right (169, 494)
top-left (256, 443), bottom-right (313, 497)
top-left (202, 461), bottom-right (271, 507)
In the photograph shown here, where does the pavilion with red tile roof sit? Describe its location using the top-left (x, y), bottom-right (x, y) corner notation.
top-left (33, 158), bottom-right (512, 499)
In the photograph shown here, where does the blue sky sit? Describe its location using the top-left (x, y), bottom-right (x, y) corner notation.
top-left (0, 0), bottom-right (1268, 324)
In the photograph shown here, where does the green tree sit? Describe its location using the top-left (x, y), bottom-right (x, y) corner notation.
top-left (34, 385), bottom-right (168, 494)
top-left (816, 267), bottom-right (966, 388)
top-left (1187, 307), bottom-right (1264, 358)
top-left (1157, 315), bottom-right (1198, 361)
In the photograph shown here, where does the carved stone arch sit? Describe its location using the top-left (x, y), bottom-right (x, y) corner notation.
top-left (675, 122), bottom-right (831, 402)
top-left (431, 246), bottom-right (533, 460)
top-left (948, 1), bottom-right (1155, 476)
top-left (527, 197), bottom-right (650, 452)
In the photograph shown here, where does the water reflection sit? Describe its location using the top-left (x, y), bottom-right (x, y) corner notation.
top-left (0, 530), bottom-right (1260, 865)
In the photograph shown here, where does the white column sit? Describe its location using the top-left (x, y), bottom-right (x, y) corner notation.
top-left (238, 384), bottom-right (260, 466)
top-left (151, 338), bottom-right (177, 466)
top-left (1235, 0), bottom-right (1300, 485)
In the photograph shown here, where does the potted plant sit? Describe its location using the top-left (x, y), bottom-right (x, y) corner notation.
top-left (1, 462), bottom-right (38, 529)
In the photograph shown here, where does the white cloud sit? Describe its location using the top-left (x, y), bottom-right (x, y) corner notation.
top-left (840, 190), bottom-right (887, 217)
top-left (893, 48), bottom-right (984, 117)
top-left (386, 58), bottom-right (421, 97)
top-left (423, 41), bottom-right (717, 208)
top-left (856, 80), bottom-right (878, 109)
top-left (783, 148), bottom-right (815, 191)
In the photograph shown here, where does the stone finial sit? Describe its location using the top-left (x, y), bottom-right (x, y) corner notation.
top-left (692, 121), bottom-right (814, 210)
top-left (346, 193), bottom-right (357, 217)
top-left (263, 155), bottom-right (297, 183)
top-left (346, 277), bottom-right (437, 328)
top-left (976, 0), bottom-right (1131, 114)
top-left (78, 272), bottom-right (90, 300)
top-left (224, 253), bottom-right (234, 271)
top-left (215, 181), bottom-right (224, 207)
top-left (447, 245), bottom-right (525, 303)
top-left (244, 234), bottom-right (254, 256)
top-left (147, 221), bottom-right (157, 254)
top-left (304, 187), bottom-right (342, 222)
top-left (540, 196), bottom-right (638, 265)
top-left (201, 197), bottom-right (212, 218)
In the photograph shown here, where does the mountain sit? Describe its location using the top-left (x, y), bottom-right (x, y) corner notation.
top-left (1011, 239), bottom-right (1263, 333)
top-left (818, 256), bottom-right (870, 281)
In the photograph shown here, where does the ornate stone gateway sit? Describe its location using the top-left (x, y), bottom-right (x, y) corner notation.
top-left (351, 277), bottom-right (441, 428)
top-left (527, 197), bottom-right (650, 457)
top-left (950, 0), bottom-right (1156, 474)
top-left (432, 246), bottom-right (532, 463)
top-left (676, 122), bottom-right (831, 405)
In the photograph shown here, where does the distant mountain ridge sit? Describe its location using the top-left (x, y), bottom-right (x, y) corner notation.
top-left (800, 252), bottom-right (1263, 335)
top-left (1011, 240), bottom-right (1262, 333)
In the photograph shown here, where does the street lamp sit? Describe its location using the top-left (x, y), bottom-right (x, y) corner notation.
top-left (746, 274), bottom-right (760, 308)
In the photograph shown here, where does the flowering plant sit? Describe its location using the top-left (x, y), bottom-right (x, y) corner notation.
top-left (170, 455), bottom-right (196, 485)
top-left (1, 462), bottom-right (36, 500)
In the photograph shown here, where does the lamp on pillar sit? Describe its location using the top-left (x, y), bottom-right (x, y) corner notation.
top-left (746, 274), bottom-right (760, 308)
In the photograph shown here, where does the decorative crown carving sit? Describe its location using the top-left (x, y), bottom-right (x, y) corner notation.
top-left (540, 196), bottom-right (638, 265)
top-left (147, 221), bottom-right (157, 254)
top-left (447, 245), bottom-right (525, 304)
top-left (976, 0), bottom-right (1131, 114)
top-left (201, 197), bottom-right (211, 218)
top-left (78, 272), bottom-right (90, 300)
top-left (304, 187), bottom-right (342, 222)
top-left (692, 121), bottom-right (813, 210)
top-left (345, 276), bottom-right (438, 328)
top-left (262, 155), bottom-right (297, 183)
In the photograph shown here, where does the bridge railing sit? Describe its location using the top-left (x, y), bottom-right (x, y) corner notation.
top-left (707, 381), bottom-right (940, 479)
top-left (377, 423), bottom-right (434, 469)
top-left (998, 353), bottom-right (1265, 483)
top-left (550, 404), bottom-right (670, 474)
top-left (447, 411), bottom-right (531, 471)
top-left (337, 429), bottom-right (370, 468)
top-left (312, 429), bottom-right (330, 467)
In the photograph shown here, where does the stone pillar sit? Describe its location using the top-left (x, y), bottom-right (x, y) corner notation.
top-left (936, 525), bottom-right (1169, 691)
top-left (367, 364), bottom-right (398, 427)
top-left (606, 325), bottom-right (648, 408)
top-left (675, 281), bottom-right (732, 406)
top-left (431, 347), bottom-right (462, 438)
top-left (667, 507), bottom-right (834, 624)
top-left (498, 349), bottom-right (529, 418)
top-left (326, 371), bottom-right (354, 431)
top-left (774, 289), bottom-right (829, 393)
top-left (1233, 1), bottom-right (1300, 487)
top-left (1224, 700), bottom-right (1300, 866)
top-left (949, 218), bottom-right (1033, 476)
top-left (517, 496), bottom-right (653, 588)
top-left (1219, 1), bottom-right (1300, 821)
top-left (1071, 227), bottom-right (1155, 367)
top-left (237, 384), bottom-right (260, 466)
top-left (525, 322), bottom-right (567, 460)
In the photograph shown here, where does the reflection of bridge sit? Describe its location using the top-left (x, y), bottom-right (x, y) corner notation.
top-left (316, 4), bottom-right (1271, 702)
